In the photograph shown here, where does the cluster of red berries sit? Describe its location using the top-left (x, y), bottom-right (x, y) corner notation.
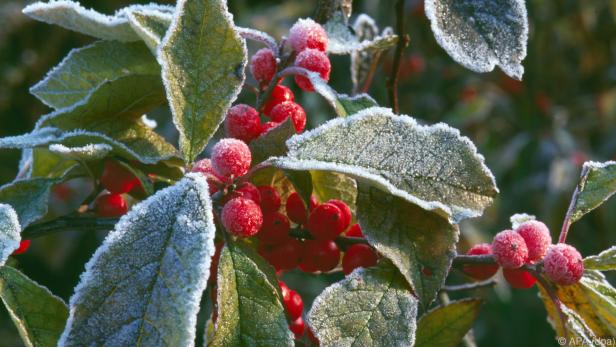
top-left (463, 220), bottom-right (584, 288)
top-left (91, 159), bottom-right (142, 218)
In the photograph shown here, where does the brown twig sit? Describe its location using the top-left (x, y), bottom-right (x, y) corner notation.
top-left (386, 0), bottom-right (410, 114)
top-left (558, 165), bottom-right (590, 243)
top-left (452, 254), bottom-right (496, 265)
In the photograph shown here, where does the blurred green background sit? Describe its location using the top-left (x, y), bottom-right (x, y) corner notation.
top-left (1, 0), bottom-right (615, 346)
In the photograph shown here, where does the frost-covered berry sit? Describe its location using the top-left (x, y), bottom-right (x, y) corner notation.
top-left (345, 223), bottom-right (363, 238)
top-left (269, 101), bottom-right (307, 133)
top-left (515, 220), bottom-right (552, 263)
top-left (101, 159), bottom-right (139, 194)
top-left (250, 48), bottom-right (277, 85)
top-left (286, 192), bottom-right (310, 225)
top-left (543, 243), bottom-right (584, 285)
top-left (257, 186), bottom-right (281, 213)
top-left (94, 193), bottom-right (128, 217)
top-left (463, 243), bottom-right (499, 280)
top-left (211, 139), bottom-right (252, 178)
top-left (259, 121), bottom-right (280, 137)
top-left (302, 240), bottom-right (340, 273)
top-left (224, 104), bottom-right (262, 143)
top-left (327, 199), bottom-right (351, 231)
top-left (221, 197), bottom-right (263, 237)
top-left (260, 238), bottom-right (303, 271)
top-left (342, 244), bottom-right (378, 275)
top-left (503, 268), bottom-right (537, 289)
top-left (294, 49), bottom-right (331, 92)
top-left (262, 84), bottom-right (294, 116)
top-left (307, 202), bottom-right (345, 240)
top-left (226, 182), bottom-right (261, 204)
top-left (258, 212), bottom-right (291, 245)
top-left (289, 316), bottom-right (305, 339)
top-left (11, 239), bottom-right (30, 255)
top-left (492, 230), bottom-right (528, 269)
top-left (191, 158), bottom-right (224, 194)
top-left (288, 18), bottom-right (328, 53)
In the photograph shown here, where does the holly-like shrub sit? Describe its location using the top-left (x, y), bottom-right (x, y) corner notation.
top-left (0, 0), bottom-right (614, 346)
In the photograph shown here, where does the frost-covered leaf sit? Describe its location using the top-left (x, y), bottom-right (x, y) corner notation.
top-left (307, 260), bottom-right (418, 347)
top-left (424, 0), bottom-right (528, 80)
top-left (510, 213), bottom-right (535, 229)
top-left (338, 94), bottom-right (378, 115)
top-left (159, 0), bottom-right (247, 162)
top-left (415, 299), bottom-right (482, 347)
top-left (59, 174), bottom-right (215, 346)
top-left (249, 118), bottom-right (295, 165)
top-left (271, 107), bottom-right (498, 222)
top-left (0, 204), bottom-right (20, 266)
top-left (22, 1), bottom-right (173, 42)
top-left (0, 128), bottom-right (63, 149)
top-left (0, 266), bottom-right (68, 347)
top-left (126, 9), bottom-right (172, 54)
top-left (325, 11), bottom-right (397, 55)
top-left (0, 178), bottom-right (59, 228)
top-left (568, 161), bottom-right (616, 224)
top-left (311, 171), bottom-right (357, 215)
top-left (357, 184), bottom-right (458, 307)
top-left (584, 246), bottom-right (616, 271)
top-left (31, 40), bottom-right (159, 109)
top-left (48, 143), bottom-right (112, 161)
top-left (210, 240), bottom-right (293, 347)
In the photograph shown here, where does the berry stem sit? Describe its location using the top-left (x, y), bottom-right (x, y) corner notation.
top-left (386, 0), bottom-right (410, 114)
top-left (452, 254), bottom-right (496, 265)
top-left (441, 278), bottom-right (498, 292)
top-left (22, 215), bottom-right (118, 239)
top-left (288, 227), bottom-right (369, 249)
top-left (558, 164), bottom-right (589, 243)
top-left (256, 52), bottom-right (297, 112)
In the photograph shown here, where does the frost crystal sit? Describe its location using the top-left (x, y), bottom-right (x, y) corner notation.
top-left (0, 204), bottom-right (21, 266)
top-left (49, 143), bottom-right (112, 161)
top-left (509, 213), bottom-right (536, 230)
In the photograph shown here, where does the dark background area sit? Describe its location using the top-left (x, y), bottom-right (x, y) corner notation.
top-left (1, 0), bottom-right (615, 346)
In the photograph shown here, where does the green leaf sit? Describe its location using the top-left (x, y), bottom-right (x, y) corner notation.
top-left (424, 0), bottom-right (528, 80)
top-left (307, 260), bottom-right (418, 347)
top-left (415, 299), bottom-right (482, 347)
top-left (580, 276), bottom-right (616, 336)
top-left (159, 0), bottom-right (247, 162)
top-left (0, 266), bottom-right (68, 347)
top-left (284, 170), bottom-right (313, 207)
top-left (0, 204), bottom-right (21, 266)
top-left (59, 174), bottom-right (216, 346)
top-left (0, 178), bottom-right (60, 228)
top-left (357, 184), bottom-right (458, 307)
top-left (568, 161), bottom-right (616, 224)
top-left (210, 240), bottom-right (293, 346)
top-left (311, 171), bottom-right (357, 215)
top-left (30, 40), bottom-right (159, 109)
top-left (584, 246), bottom-right (616, 271)
top-left (271, 107), bottom-right (497, 222)
top-left (338, 94), bottom-right (378, 115)
top-left (249, 118), bottom-right (295, 165)
top-left (126, 9), bottom-right (172, 54)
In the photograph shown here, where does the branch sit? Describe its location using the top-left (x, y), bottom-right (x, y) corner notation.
top-left (558, 165), bottom-right (589, 243)
top-left (441, 278), bottom-right (498, 292)
top-left (22, 215), bottom-right (118, 239)
top-left (386, 0), bottom-right (410, 114)
top-left (289, 228), bottom-right (369, 249)
top-left (452, 254), bottom-right (496, 265)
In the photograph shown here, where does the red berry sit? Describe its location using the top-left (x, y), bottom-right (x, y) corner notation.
top-left (191, 158), bottom-right (224, 194)
top-left (294, 49), bottom-right (331, 92)
top-left (260, 238), bottom-right (303, 271)
top-left (515, 220), bottom-right (552, 263)
top-left (250, 48), bottom-right (277, 86)
top-left (543, 244), bottom-right (584, 285)
top-left (94, 193), bottom-right (128, 217)
top-left (269, 101), bottom-right (307, 133)
top-left (307, 202), bottom-right (345, 240)
top-left (211, 139), bottom-right (252, 178)
top-left (258, 212), bottom-right (291, 245)
top-left (100, 160), bottom-right (139, 194)
top-left (284, 289), bottom-right (304, 320)
top-left (327, 200), bottom-right (351, 231)
top-left (224, 104), bottom-right (262, 143)
top-left (302, 240), bottom-right (340, 272)
top-left (227, 182), bottom-right (261, 204)
top-left (286, 192), bottom-right (309, 225)
top-left (503, 268), bottom-right (537, 289)
top-left (288, 18), bottom-right (328, 53)
top-left (492, 230), bottom-right (528, 269)
top-left (208, 242), bottom-right (224, 283)
top-left (221, 197), bottom-right (263, 237)
top-left (345, 223), bottom-right (363, 238)
top-left (257, 186), bottom-right (281, 213)
top-left (463, 243), bottom-right (499, 280)
top-left (11, 240), bottom-right (30, 255)
top-left (262, 85), bottom-right (294, 116)
top-left (279, 281), bottom-right (290, 300)
top-left (342, 244), bottom-right (378, 275)
top-left (259, 121), bottom-right (281, 136)
top-left (289, 316), bottom-right (305, 339)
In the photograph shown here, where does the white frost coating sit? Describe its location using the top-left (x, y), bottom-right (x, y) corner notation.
top-left (273, 106), bottom-right (498, 222)
top-left (126, 8), bottom-right (172, 53)
top-left (141, 115), bottom-right (158, 129)
top-left (510, 213), bottom-right (536, 229)
top-left (583, 160), bottom-right (616, 170)
top-left (236, 26), bottom-right (278, 55)
top-left (59, 173), bottom-right (216, 346)
top-left (0, 204), bottom-right (21, 267)
top-left (0, 127), bottom-right (62, 149)
top-left (49, 143), bottom-right (112, 160)
top-left (23, 1), bottom-right (172, 42)
top-left (325, 12), bottom-right (397, 55)
top-left (424, 0), bottom-right (528, 80)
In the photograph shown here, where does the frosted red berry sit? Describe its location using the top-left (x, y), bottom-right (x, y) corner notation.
top-left (260, 238), bottom-right (303, 271)
top-left (288, 18), bottom-right (328, 53)
top-left (224, 104), bottom-right (262, 143)
top-left (503, 268), bottom-right (537, 289)
top-left (191, 158), bottom-right (224, 194)
top-left (258, 186), bottom-right (281, 213)
top-left (250, 48), bottom-right (277, 86)
top-left (262, 84), bottom-right (294, 116)
top-left (11, 239), bottom-right (30, 255)
top-left (211, 139), bottom-right (252, 178)
top-left (515, 220), bottom-right (552, 263)
top-left (258, 212), bottom-right (291, 245)
top-left (463, 243), bottom-right (499, 280)
top-left (294, 49), bottom-right (331, 92)
top-left (327, 200), bottom-right (351, 231)
top-left (345, 223), bottom-right (363, 238)
top-left (289, 316), bottom-right (305, 339)
top-left (302, 240), bottom-right (340, 272)
top-left (307, 202), bottom-right (345, 240)
top-left (227, 182), bottom-right (261, 204)
top-left (259, 121), bottom-right (280, 136)
top-left (342, 244), bottom-right (378, 275)
top-left (221, 197), bottom-right (263, 237)
top-left (101, 159), bottom-right (139, 194)
top-left (492, 229), bottom-right (529, 269)
top-left (269, 101), bottom-right (307, 133)
top-left (94, 193), bottom-right (128, 217)
top-left (286, 192), bottom-right (309, 225)
top-left (543, 243), bottom-right (584, 285)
